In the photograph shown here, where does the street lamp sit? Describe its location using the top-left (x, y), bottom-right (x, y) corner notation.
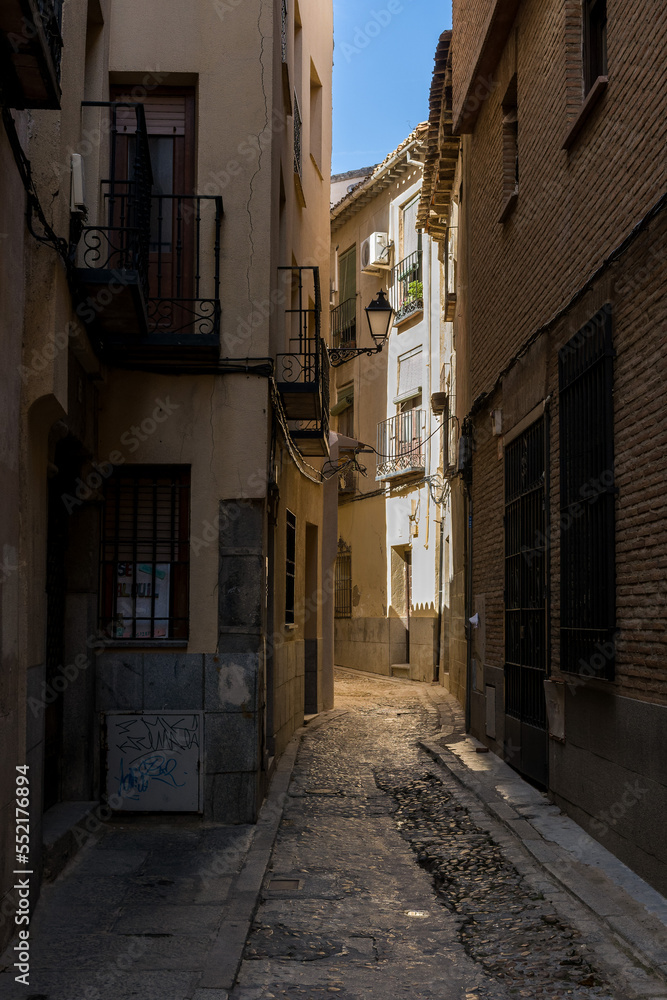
top-left (328, 289), bottom-right (394, 367)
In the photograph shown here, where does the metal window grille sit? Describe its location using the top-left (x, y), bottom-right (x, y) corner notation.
top-left (293, 91), bottom-right (302, 178)
top-left (101, 467), bottom-right (190, 640)
top-left (559, 306), bottom-right (615, 678)
top-left (584, 0), bottom-right (607, 94)
top-left (285, 509), bottom-right (296, 624)
top-left (281, 0), bottom-right (288, 62)
top-left (331, 297), bottom-right (356, 348)
top-left (335, 541), bottom-right (352, 618)
top-left (504, 417), bottom-right (548, 728)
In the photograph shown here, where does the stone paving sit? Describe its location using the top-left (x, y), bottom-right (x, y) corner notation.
top-left (0, 820), bottom-right (255, 1000)
top-left (1, 669), bottom-right (664, 1000)
top-left (232, 671), bottom-right (641, 1000)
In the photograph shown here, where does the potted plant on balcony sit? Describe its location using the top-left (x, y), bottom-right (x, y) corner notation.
top-left (396, 279), bottom-right (423, 322)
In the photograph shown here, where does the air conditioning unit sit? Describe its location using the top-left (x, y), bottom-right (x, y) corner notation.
top-left (361, 232), bottom-right (391, 272)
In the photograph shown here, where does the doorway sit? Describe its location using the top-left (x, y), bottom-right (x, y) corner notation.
top-left (503, 417), bottom-right (548, 786)
top-left (43, 446), bottom-right (75, 811)
top-left (304, 524), bottom-right (318, 714)
top-left (110, 87), bottom-right (196, 330)
top-left (390, 545), bottom-right (412, 667)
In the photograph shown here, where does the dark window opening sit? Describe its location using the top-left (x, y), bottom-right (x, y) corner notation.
top-left (501, 75), bottom-right (518, 214)
top-left (335, 541), bottom-right (352, 619)
top-left (285, 509), bottom-right (296, 624)
top-left (101, 466), bottom-right (190, 640)
top-left (558, 306), bottom-right (615, 677)
top-left (583, 0), bottom-right (608, 95)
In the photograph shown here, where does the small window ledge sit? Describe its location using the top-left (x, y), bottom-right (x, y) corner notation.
top-left (498, 188), bottom-right (518, 224)
top-left (562, 76), bottom-right (608, 151)
top-left (310, 152), bottom-right (323, 180)
top-left (102, 640), bottom-right (189, 649)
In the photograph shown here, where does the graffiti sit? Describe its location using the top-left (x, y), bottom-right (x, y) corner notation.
top-left (107, 714), bottom-right (201, 811)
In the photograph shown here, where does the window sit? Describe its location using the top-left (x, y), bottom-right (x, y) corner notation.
top-left (332, 246), bottom-right (356, 348)
top-left (500, 75), bottom-right (518, 221)
top-left (397, 347), bottom-right (422, 400)
top-left (400, 196), bottom-right (420, 260)
top-left (101, 467), bottom-right (190, 640)
top-left (293, 90), bottom-right (302, 178)
top-left (281, 0), bottom-right (288, 62)
top-left (583, 0), bottom-right (607, 95)
top-left (335, 541), bottom-right (352, 618)
top-left (393, 204), bottom-right (422, 322)
top-left (559, 307), bottom-right (615, 678)
top-left (285, 509), bottom-right (296, 624)
top-left (309, 60), bottom-right (323, 171)
top-left (338, 245), bottom-right (356, 304)
top-left (336, 385), bottom-right (354, 439)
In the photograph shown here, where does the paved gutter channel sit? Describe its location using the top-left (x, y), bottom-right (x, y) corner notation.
top-left (198, 710), bottom-right (349, 996)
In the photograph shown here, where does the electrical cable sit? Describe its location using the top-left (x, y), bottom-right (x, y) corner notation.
top-left (1, 102), bottom-right (71, 268)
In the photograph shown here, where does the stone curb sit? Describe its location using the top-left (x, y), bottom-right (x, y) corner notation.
top-left (418, 728), bottom-right (667, 992)
top-left (196, 709), bottom-right (348, 995)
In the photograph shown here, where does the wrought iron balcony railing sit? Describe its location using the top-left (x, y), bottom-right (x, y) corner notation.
top-left (293, 90), bottom-right (302, 178)
top-left (390, 250), bottom-right (423, 324)
top-left (376, 409), bottom-right (426, 480)
top-left (73, 102), bottom-right (222, 357)
top-left (0, 0), bottom-right (63, 108)
top-left (330, 296), bottom-right (356, 349)
top-left (276, 265), bottom-right (330, 457)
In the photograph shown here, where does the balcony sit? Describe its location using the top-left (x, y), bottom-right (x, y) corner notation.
top-left (376, 409), bottom-right (426, 480)
top-left (276, 266), bottom-right (330, 457)
top-left (72, 102), bottom-right (222, 361)
top-left (390, 250), bottom-right (423, 325)
top-left (330, 296), bottom-right (356, 349)
top-left (0, 0), bottom-right (63, 108)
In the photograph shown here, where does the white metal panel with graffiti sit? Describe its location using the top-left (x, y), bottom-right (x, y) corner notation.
top-left (104, 712), bottom-right (202, 811)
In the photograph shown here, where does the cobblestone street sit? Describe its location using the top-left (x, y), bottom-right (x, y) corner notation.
top-left (2, 669), bottom-right (665, 1000)
top-left (233, 670), bottom-right (658, 1000)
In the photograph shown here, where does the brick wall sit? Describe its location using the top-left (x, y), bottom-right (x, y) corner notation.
top-left (452, 0), bottom-right (667, 404)
top-left (451, 0), bottom-right (667, 890)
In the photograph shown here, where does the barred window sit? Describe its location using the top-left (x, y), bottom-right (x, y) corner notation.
top-left (101, 467), bottom-right (190, 640)
top-left (584, 0), bottom-right (607, 95)
top-left (285, 509), bottom-right (296, 624)
top-left (335, 540), bottom-right (352, 619)
top-left (558, 307), bottom-right (615, 678)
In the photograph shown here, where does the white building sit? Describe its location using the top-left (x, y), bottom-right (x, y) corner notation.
top-left (330, 126), bottom-right (454, 681)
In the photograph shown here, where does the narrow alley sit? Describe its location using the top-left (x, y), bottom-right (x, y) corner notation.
top-left (3, 671), bottom-right (666, 1000)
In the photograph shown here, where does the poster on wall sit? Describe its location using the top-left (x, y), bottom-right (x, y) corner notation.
top-left (105, 713), bottom-right (202, 812)
top-left (115, 563), bottom-right (170, 638)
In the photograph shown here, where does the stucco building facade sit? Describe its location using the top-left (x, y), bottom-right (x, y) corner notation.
top-left (0, 0), bottom-right (333, 948)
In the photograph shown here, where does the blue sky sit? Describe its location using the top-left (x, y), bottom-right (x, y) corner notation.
top-left (332, 1), bottom-right (453, 175)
